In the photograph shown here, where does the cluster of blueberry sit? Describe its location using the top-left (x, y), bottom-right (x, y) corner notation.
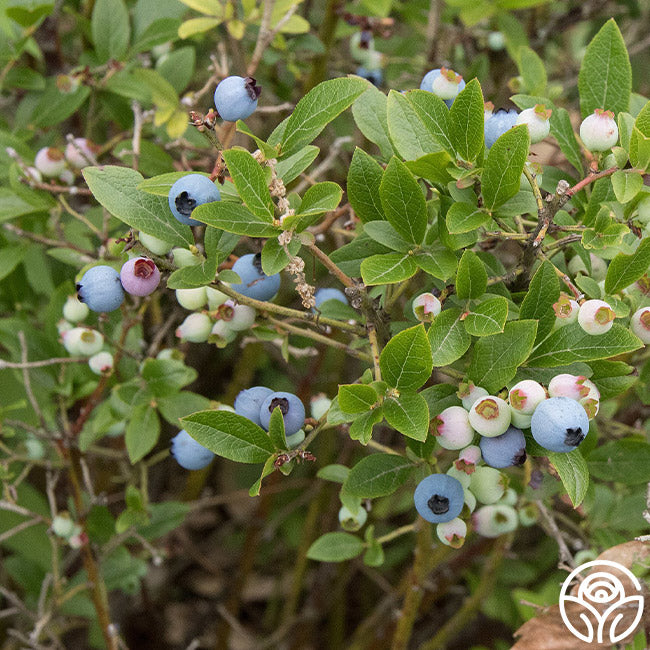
top-left (171, 387), bottom-right (306, 470)
top-left (349, 31), bottom-right (384, 87)
top-left (412, 372), bottom-right (598, 546)
top-left (29, 138), bottom-right (98, 186)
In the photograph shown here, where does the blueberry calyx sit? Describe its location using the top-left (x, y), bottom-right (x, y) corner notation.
top-left (269, 397), bottom-right (290, 415)
top-left (175, 191), bottom-right (197, 218)
top-left (513, 449), bottom-right (527, 466)
top-left (134, 258), bottom-right (155, 279)
top-left (244, 77), bottom-right (262, 101)
top-left (564, 427), bottom-right (585, 447)
top-left (252, 252), bottom-right (264, 273)
top-left (427, 494), bottom-right (450, 515)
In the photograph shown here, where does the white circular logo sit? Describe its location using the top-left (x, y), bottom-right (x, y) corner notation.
top-left (559, 560), bottom-right (645, 644)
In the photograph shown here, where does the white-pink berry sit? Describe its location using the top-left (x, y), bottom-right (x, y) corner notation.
top-left (412, 292), bottom-right (441, 322)
top-left (457, 382), bottom-right (489, 410)
top-left (454, 444), bottom-right (481, 474)
top-left (436, 518), bottom-right (467, 548)
top-left (176, 313), bottom-right (212, 342)
top-left (34, 147), bottom-right (66, 177)
top-left (432, 406), bottom-right (474, 450)
top-left (578, 299), bottom-right (615, 335)
top-left (508, 380), bottom-right (547, 415)
top-left (468, 396), bottom-right (511, 437)
top-left (209, 319), bottom-right (237, 347)
top-left (63, 295), bottom-right (89, 322)
top-left (88, 351), bottom-right (113, 375)
top-left (120, 257), bottom-right (160, 297)
top-left (579, 109), bottom-right (618, 151)
top-left (548, 373), bottom-right (591, 400)
top-left (631, 306), bottom-right (650, 344)
top-left (516, 105), bottom-right (551, 144)
top-left (65, 137), bottom-right (98, 168)
top-left (215, 300), bottom-right (256, 332)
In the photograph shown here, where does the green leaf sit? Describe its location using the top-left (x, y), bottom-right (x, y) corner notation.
top-left (83, 166), bottom-right (192, 246)
top-left (550, 108), bottom-right (583, 175)
top-left (222, 149), bottom-right (274, 219)
top-left (578, 18), bottom-right (632, 118)
top-left (528, 323), bottom-right (643, 367)
top-left (517, 46), bottom-right (547, 95)
top-left (383, 390), bottom-right (429, 441)
top-left (387, 90), bottom-right (441, 160)
top-left (405, 90), bottom-right (455, 156)
top-left (260, 237), bottom-right (300, 276)
top-left (379, 157), bottom-right (427, 244)
top-left (604, 238), bottom-right (650, 294)
top-left (248, 456), bottom-right (277, 497)
top-left (456, 250), bottom-right (487, 299)
top-left (329, 234), bottom-right (391, 277)
top-left (363, 221), bottom-right (411, 253)
top-left (360, 252), bottom-right (418, 285)
top-left (141, 359), bottom-right (197, 397)
top-left (295, 181), bottom-right (342, 217)
top-left (629, 127), bottom-right (650, 171)
top-left (448, 78), bottom-right (484, 162)
top-left (280, 77), bottom-right (367, 154)
top-left (157, 392), bottom-right (212, 426)
top-left (468, 320), bottom-right (538, 392)
top-left (548, 449), bottom-right (589, 508)
top-left (588, 440), bottom-right (650, 485)
top-left (446, 202), bottom-right (490, 234)
top-left (317, 464), bottom-right (350, 483)
top-left (131, 18), bottom-right (180, 55)
top-left (611, 170), bottom-right (643, 204)
top-left (519, 260), bottom-right (560, 343)
top-left (405, 152), bottom-right (453, 185)
top-left (352, 85), bottom-right (394, 159)
top-left (92, 0), bottom-right (130, 62)
top-left (181, 411), bottom-right (275, 463)
top-left (267, 406), bottom-right (287, 450)
top-left (193, 202), bottom-right (279, 236)
top-left (482, 125), bottom-right (530, 210)
top-left (428, 308), bottom-right (471, 366)
top-left (344, 454), bottom-right (414, 498)
top-left (347, 148), bottom-right (385, 223)
top-left (464, 296), bottom-right (508, 336)
top-left (414, 248), bottom-right (458, 281)
top-left (307, 532), bottom-right (364, 562)
top-left (274, 145), bottom-right (319, 184)
top-left (338, 384), bottom-right (379, 414)
top-left (125, 405), bottom-right (160, 464)
top-left (349, 408), bottom-right (383, 445)
top-left (379, 324), bottom-right (432, 390)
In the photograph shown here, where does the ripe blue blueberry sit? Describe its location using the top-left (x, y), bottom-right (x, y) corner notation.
top-left (76, 265), bottom-right (124, 313)
top-left (314, 288), bottom-right (347, 308)
top-left (479, 426), bottom-right (527, 468)
top-left (484, 108), bottom-right (519, 148)
top-left (168, 174), bottom-right (221, 226)
top-left (170, 429), bottom-right (215, 470)
top-left (259, 391), bottom-right (305, 435)
top-left (231, 253), bottom-right (281, 301)
top-left (234, 386), bottom-right (273, 426)
top-left (356, 66), bottom-right (383, 87)
top-left (414, 473), bottom-right (465, 523)
top-left (531, 396), bottom-right (589, 453)
top-left (214, 76), bottom-right (261, 122)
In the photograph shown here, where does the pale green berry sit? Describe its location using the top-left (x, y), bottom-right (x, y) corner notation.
top-left (176, 287), bottom-right (207, 310)
top-left (469, 466), bottom-right (507, 504)
top-left (436, 517), bottom-right (467, 548)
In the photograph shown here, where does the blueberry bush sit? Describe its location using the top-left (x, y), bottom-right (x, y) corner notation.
top-left (1, 1), bottom-right (650, 648)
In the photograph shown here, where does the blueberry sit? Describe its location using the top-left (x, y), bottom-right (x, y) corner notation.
top-left (484, 108), bottom-right (519, 148)
top-left (577, 299), bottom-right (615, 335)
top-left (76, 265), bottom-right (125, 313)
top-left (479, 426), bottom-right (527, 468)
top-left (413, 473), bottom-right (465, 523)
top-left (168, 174), bottom-right (221, 226)
top-left (515, 105), bottom-right (551, 144)
top-left (214, 75), bottom-right (261, 122)
top-left (472, 504), bottom-right (518, 538)
top-left (469, 466), bottom-right (506, 504)
top-left (436, 517), bottom-right (467, 548)
top-left (530, 396), bottom-right (589, 453)
top-left (420, 68), bottom-right (465, 107)
top-left (468, 396), bottom-right (511, 438)
top-left (432, 405), bottom-right (474, 450)
top-left (259, 391), bottom-right (305, 435)
top-left (631, 306), bottom-right (650, 344)
top-left (314, 288), bottom-right (347, 309)
top-left (120, 257), bottom-right (160, 297)
top-left (170, 429), bottom-right (215, 470)
top-left (230, 253), bottom-right (281, 301)
top-left (234, 386), bottom-right (273, 426)
top-left (579, 109), bottom-right (618, 152)
top-left (356, 66), bottom-right (383, 87)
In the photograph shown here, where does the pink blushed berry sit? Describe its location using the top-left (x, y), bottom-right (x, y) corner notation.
top-left (457, 381), bottom-right (489, 410)
top-left (412, 292), bottom-right (441, 322)
top-left (454, 444), bottom-right (481, 474)
top-left (516, 104), bottom-right (551, 144)
top-left (120, 257), bottom-right (161, 297)
top-left (548, 373), bottom-right (591, 400)
top-left (508, 380), bottom-right (547, 415)
top-left (578, 299), bottom-right (615, 335)
top-left (34, 147), bottom-right (66, 177)
top-left (88, 351), bottom-right (114, 375)
top-left (432, 406), bottom-right (474, 450)
top-left (553, 294), bottom-right (579, 327)
top-left (436, 518), bottom-right (467, 548)
top-left (65, 137), bottom-right (98, 168)
top-left (579, 109), bottom-right (618, 152)
top-left (631, 307), bottom-right (650, 344)
top-left (468, 396), bottom-right (511, 437)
